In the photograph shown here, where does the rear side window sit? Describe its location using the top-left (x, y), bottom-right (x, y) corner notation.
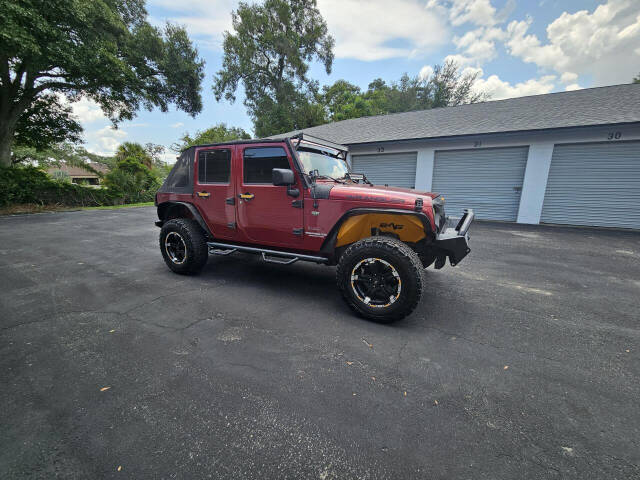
top-left (161, 149), bottom-right (193, 192)
top-left (198, 149), bottom-right (231, 184)
top-left (243, 147), bottom-right (290, 184)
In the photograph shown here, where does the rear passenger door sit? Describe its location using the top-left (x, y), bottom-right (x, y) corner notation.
top-left (193, 146), bottom-right (237, 240)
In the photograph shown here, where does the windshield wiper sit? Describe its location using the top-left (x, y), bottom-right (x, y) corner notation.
top-left (315, 174), bottom-right (346, 184)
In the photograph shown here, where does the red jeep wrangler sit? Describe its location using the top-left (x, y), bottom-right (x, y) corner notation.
top-left (155, 134), bottom-right (473, 321)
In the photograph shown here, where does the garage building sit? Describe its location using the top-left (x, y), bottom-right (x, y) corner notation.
top-left (281, 84), bottom-right (640, 229)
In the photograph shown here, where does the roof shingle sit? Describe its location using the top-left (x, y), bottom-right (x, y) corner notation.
top-left (275, 84), bottom-right (640, 145)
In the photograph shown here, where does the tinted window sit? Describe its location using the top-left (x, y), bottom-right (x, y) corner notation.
top-left (167, 153), bottom-right (190, 188)
top-left (243, 147), bottom-right (291, 184)
top-left (198, 149), bottom-right (231, 183)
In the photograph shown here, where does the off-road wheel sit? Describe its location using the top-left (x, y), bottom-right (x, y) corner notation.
top-left (159, 219), bottom-right (208, 275)
top-left (336, 236), bottom-right (425, 322)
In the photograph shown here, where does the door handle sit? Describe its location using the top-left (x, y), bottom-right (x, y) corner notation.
top-left (238, 192), bottom-right (255, 200)
top-left (196, 191), bottom-right (211, 198)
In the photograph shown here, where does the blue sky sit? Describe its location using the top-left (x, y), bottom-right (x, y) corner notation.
top-left (75, 0), bottom-right (640, 162)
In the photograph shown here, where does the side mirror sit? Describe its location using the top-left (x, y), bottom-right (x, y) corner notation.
top-left (272, 168), bottom-right (295, 186)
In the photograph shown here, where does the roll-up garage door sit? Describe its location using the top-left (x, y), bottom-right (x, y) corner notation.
top-left (432, 146), bottom-right (528, 221)
top-left (541, 141), bottom-right (640, 229)
top-left (351, 152), bottom-right (417, 188)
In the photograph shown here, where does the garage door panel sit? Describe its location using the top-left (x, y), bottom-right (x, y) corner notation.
top-left (541, 141), bottom-right (640, 229)
top-left (432, 146), bottom-right (528, 221)
top-left (351, 152), bottom-right (417, 189)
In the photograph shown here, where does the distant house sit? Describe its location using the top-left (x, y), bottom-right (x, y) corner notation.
top-left (47, 163), bottom-right (110, 185)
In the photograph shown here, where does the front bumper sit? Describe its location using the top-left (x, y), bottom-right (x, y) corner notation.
top-left (432, 209), bottom-right (474, 267)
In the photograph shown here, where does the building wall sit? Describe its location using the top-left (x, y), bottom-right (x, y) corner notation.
top-left (346, 124), bottom-right (640, 224)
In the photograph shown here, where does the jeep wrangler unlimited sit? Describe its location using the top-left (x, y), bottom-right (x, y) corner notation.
top-left (155, 133), bottom-right (474, 322)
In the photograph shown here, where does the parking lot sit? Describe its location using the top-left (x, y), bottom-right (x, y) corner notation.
top-left (1, 206), bottom-right (639, 479)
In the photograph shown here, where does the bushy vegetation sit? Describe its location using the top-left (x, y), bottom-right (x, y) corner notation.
top-left (0, 140), bottom-right (166, 209)
top-left (0, 166), bottom-right (117, 207)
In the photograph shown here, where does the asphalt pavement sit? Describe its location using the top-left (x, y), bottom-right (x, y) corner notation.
top-left (1, 207), bottom-right (639, 479)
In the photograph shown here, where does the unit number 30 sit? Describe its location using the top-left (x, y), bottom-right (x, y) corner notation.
top-left (607, 132), bottom-right (622, 140)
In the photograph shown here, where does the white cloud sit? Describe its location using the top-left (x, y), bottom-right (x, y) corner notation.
top-left (465, 67), bottom-right (556, 100)
top-left (505, 0), bottom-right (640, 85)
top-left (444, 53), bottom-right (473, 67)
top-left (149, 0), bottom-right (235, 50)
top-left (560, 72), bottom-right (578, 84)
top-left (151, 0), bottom-right (449, 60)
top-left (318, 0), bottom-right (449, 60)
top-left (419, 65), bottom-right (434, 80)
top-left (171, 122), bottom-right (184, 128)
top-left (57, 95), bottom-right (106, 123)
top-left (86, 126), bottom-right (127, 156)
top-left (451, 26), bottom-right (506, 65)
top-left (448, 0), bottom-right (498, 27)
top-left (565, 83), bottom-right (582, 91)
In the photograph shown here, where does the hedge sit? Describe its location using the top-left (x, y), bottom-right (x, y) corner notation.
top-left (0, 165), bottom-right (157, 208)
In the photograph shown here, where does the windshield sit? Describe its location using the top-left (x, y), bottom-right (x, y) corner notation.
top-left (297, 148), bottom-right (349, 179)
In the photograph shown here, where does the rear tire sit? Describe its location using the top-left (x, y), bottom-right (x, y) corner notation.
top-left (336, 237), bottom-right (425, 323)
top-left (160, 219), bottom-right (208, 275)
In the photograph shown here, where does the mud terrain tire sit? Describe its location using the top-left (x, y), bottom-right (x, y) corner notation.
top-left (337, 236), bottom-right (425, 322)
top-left (160, 219), bottom-right (208, 275)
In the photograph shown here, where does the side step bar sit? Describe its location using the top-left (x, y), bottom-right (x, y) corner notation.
top-left (207, 241), bottom-right (329, 265)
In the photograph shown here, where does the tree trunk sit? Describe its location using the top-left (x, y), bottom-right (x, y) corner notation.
top-left (0, 125), bottom-right (14, 168)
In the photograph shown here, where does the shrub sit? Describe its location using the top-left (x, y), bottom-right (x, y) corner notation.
top-left (0, 165), bottom-right (119, 207)
top-left (103, 168), bottom-right (161, 204)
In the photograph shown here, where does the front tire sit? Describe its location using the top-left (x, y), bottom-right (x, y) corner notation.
top-left (336, 237), bottom-right (425, 322)
top-left (159, 219), bottom-right (208, 275)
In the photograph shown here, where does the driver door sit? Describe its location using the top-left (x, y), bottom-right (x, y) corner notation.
top-left (235, 144), bottom-right (304, 247)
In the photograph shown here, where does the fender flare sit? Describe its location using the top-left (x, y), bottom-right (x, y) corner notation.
top-left (156, 201), bottom-right (213, 238)
top-left (319, 208), bottom-right (435, 257)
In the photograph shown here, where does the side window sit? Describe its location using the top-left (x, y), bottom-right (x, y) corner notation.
top-left (198, 149), bottom-right (231, 184)
top-left (164, 151), bottom-right (191, 189)
top-left (243, 147), bottom-right (291, 184)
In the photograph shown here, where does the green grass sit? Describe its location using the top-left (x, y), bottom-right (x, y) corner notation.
top-left (0, 202), bottom-right (154, 215)
top-left (81, 202), bottom-right (154, 210)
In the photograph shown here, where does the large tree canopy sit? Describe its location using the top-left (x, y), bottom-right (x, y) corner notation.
top-left (0, 0), bottom-right (205, 166)
top-left (213, 0), bottom-right (334, 137)
top-left (171, 123), bottom-right (251, 152)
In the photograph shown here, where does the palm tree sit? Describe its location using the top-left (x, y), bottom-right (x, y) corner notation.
top-left (115, 142), bottom-right (152, 169)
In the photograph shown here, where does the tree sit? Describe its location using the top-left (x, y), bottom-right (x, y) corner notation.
top-left (171, 123), bottom-right (251, 152)
top-left (634, 74), bottom-right (640, 84)
top-left (321, 60), bottom-right (487, 122)
top-left (213, 0), bottom-right (334, 137)
top-left (13, 94), bottom-right (83, 152)
top-left (0, 0), bottom-right (205, 167)
top-left (320, 80), bottom-right (387, 122)
top-left (116, 142), bottom-right (153, 169)
top-left (144, 143), bottom-right (167, 168)
top-left (427, 60), bottom-right (486, 108)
